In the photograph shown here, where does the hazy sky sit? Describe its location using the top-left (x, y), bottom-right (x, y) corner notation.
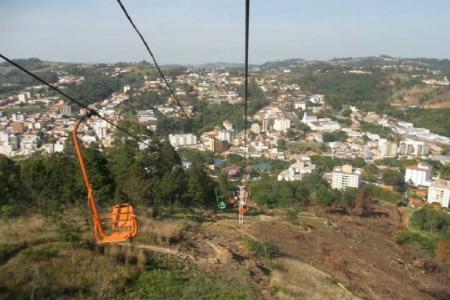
top-left (1, 0), bottom-right (450, 64)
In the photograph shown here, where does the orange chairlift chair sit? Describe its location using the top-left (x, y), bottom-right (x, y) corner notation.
top-left (72, 115), bottom-right (138, 243)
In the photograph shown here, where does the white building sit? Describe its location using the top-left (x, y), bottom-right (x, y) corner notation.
top-left (218, 129), bottom-right (235, 143)
top-left (278, 156), bottom-right (316, 181)
top-left (262, 117), bottom-right (271, 132)
top-left (308, 119), bottom-right (341, 132)
top-left (302, 113), bottom-right (340, 132)
top-left (60, 105), bottom-right (72, 116)
top-left (399, 140), bottom-right (429, 157)
top-left (94, 120), bottom-right (108, 139)
top-left (250, 123), bottom-right (261, 135)
top-left (331, 164), bottom-right (362, 190)
top-left (169, 133), bottom-right (197, 147)
top-left (273, 118), bottom-right (291, 132)
top-left (18, 93), bottom-right (27, 103)
top-left (294, 101), bottom-right (307, 110)
top-left (11, 113), bottom-right (24, 122)
top-left (42, 143), bottom-right (54, 155)
top-left (54, 138), bottom-right (67, 153)
top-left (0, 144), bottom-right (15, 156)
top-left (136, 110), bottom-right (157, 122)
top-left (21, 134), bottom-right (39, 152)
top-left (302, 112), bottom-right (318, 123)
top-left (405, 162), bottom-right (432, 187)
top-left (427, 180), bottom-right (450, 208)
top-left (378, 139), bottom-right (398, 158)
top-left (309, 94), bottom-right (324, 105)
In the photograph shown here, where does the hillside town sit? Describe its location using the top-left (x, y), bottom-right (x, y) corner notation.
top-left (1, 62), bottom-right (450, 209)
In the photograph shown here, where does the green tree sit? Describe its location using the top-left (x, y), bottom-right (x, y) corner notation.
top-left (0, 155), bottom-right (21, 207)
top-left (381, 169), bottom-right (405, 191)
top-left (20, 154), bottom-right (80, 214)
top-left (76, 148), bottom-right (115, 204)
top-left (323, 131), bottom-right (348, 143)
top-left (411, 206), bottom-right (450, 234)
top-left (185, 164), bottom-right (214, 208)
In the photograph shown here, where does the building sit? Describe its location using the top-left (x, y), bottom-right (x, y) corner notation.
top-left (399, 140), bottom-right (429, 157)
top-left (427, 180), bottom-right (450, 208)
top-left (18, 92), bottom-right (31, 103)
top-left (218, 129), bottom-right (235, 143)
top-left (213, 139), bottom-right (230, 153)
top-left (294, 101), bottom-right (307, 110)
top-left (278, 156), bottom-right (316, 181)
top-left (54, 138), bottom-right (67, 153)
top-left (42, 143), bottom-right (54, 155)
top-left (59, 104), bottom-right (72, 116)
top-left (331, 164), bottom-right (362, 190)
top-left (302, 112), bottom-right (317, 123)
top-left (308, 119), bottom-right (341, 132)
top-left (169, 133), bottom-right (197, 147)
top-left (11, 113), bottom-right (24, 122)
top-left (309, 94), bottom-right (324, 105)
top-left (378, 139), bottom-right (398, 158)
top-left (262, 116), bottom-right (271, 132)
top-left (21, 134), bottom-right (39, 152)
top-left (222, 120), bottom-right (233, 131)
top-left (250, 123), bottom-right (261, 135)
top-left (11, 122), bottom-right (25, 134)
top-left (405, 162), bottom-right (432, 187)
top-left (94, 120), bottom-right (108, 139)
top-left (273, 118), bottom-right (291, 132)
top-left (18, 93), bottom-right (27, 103)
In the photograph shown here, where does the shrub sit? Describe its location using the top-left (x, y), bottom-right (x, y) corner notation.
top-left (264, 242), bottom-right (281, 259)
top-left (410, 206), bottom-right (450, 234)
top-left (247, 240), bottom-right (280, 259)
top-left (125, 268), bottom-right (253, 299)
top-left (0, 205), bottom-right (13, 221)
top-left (395, 230), bottom-right (439, 253)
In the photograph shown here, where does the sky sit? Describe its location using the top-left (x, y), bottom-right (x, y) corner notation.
top-left (1, 0), bottom-right (450, 65)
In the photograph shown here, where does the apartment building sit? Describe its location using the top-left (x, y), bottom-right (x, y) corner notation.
top-left (427, 179), bottom-right (450, 208)
top-left (331, 164), bottom-right (362, 190)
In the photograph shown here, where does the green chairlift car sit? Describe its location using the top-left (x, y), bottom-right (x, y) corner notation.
top-left (215, 188), bottom-right (228, 210)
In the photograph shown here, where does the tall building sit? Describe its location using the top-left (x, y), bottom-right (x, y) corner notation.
top-left (218, 129), bottom-right (235, 143)
top-left (427, 180), bottom-right (450, 208)
top-left (94, 120), bottom-right (108, 139)
top-left (262, 116), bottom-right (270, 132)
top-left (399, 140), bottom-right (429, 157)
top-left (169, 133), bottom-right (197, 147)
top-left (60, 105), bottom-right (72, 116)
top-left (405, 162), bottom-right (432, 187)
top-left (331, 164), bottom-right (362, 190)
top-left (273, 118), bottom-right (291, 132)
top-left (378, 139), bottom-right (398, 158)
